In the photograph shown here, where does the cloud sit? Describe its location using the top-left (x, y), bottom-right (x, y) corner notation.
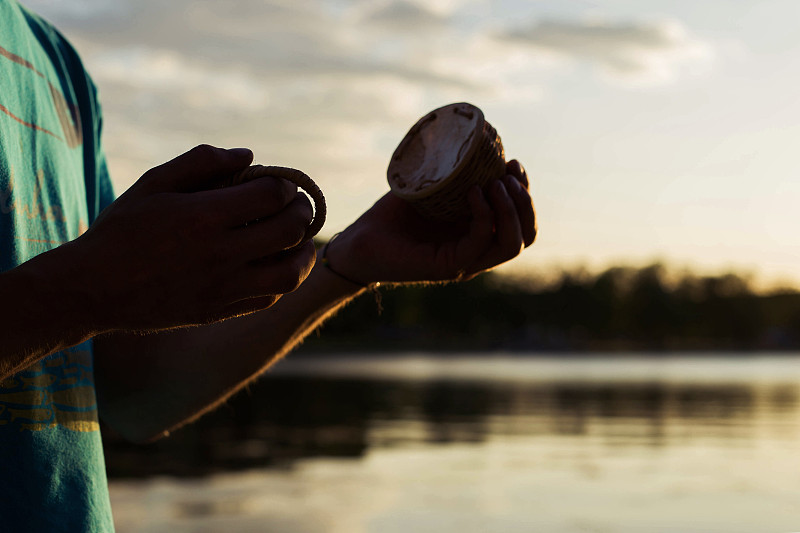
top-left (360, 1), bottom-right (448, 30)
top-left (498, 18), bottom-right (713, 84)
top-left (89, 47), bottom-right (271, 112)
top-left (23, 0), bottom-right (126, 20)
top-left (24, 0), bottom-right (538, 230)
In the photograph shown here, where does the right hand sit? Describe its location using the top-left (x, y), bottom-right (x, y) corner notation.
top-left (68, 144), bottom-right (316, 333)
top-left (326, 160), bottom-right (536, 286)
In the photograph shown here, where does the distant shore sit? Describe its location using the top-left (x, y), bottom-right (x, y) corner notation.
top-left (298, 262), bottom-right (800, 353)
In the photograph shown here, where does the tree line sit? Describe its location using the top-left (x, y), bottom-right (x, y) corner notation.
top-left (300, 263), bottom-right (800, 352)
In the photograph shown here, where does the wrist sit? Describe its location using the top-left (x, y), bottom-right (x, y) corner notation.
top-left (40, 239), bottom-right (108, 336)
top-left (2, 242), bottom-right (102, 358)
top-left (316, 236), bottom-right (384, 313)
top-left (320, 231), bottom-right (379, 287)
top-left (320, 233), bottom-right (376, 288)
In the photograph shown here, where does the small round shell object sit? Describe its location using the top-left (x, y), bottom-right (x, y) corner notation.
top-left (226, 165), bottom-right (326, 247)
top-left (387, 102), bottom-right (506, 220)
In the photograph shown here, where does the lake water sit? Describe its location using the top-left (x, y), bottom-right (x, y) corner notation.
top-left (107, 353), bottom-right (800, 533)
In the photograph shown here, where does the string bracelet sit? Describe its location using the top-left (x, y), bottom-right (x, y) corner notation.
top-left (321, 233), bottom-right (383, 313)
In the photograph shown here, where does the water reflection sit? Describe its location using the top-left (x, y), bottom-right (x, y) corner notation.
top-left (102, 355), bottom-right (800, 479)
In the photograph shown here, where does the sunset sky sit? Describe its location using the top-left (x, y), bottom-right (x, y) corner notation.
top-left (25, 0), bottom-right (800, 287)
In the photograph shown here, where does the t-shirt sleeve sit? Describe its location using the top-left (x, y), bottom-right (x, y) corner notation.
top-left (92, 99), bottom-right (116, 215)
top-left (83, 69), bottom-right (116, 220)
top-left (19, 8), bottom-right (116, 222)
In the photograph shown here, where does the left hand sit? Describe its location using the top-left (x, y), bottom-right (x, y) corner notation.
top-left (326, 160), bottom-right (537, 285)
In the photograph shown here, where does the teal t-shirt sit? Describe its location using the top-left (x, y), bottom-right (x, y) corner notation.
top-left (0, 1), bottom-right (116, 531)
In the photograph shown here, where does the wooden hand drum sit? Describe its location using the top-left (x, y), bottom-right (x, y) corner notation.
top-left (387, 102), bottom-right (506, 220)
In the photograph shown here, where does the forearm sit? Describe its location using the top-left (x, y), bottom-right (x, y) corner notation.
top-left (0, 241), bottom-right (98, 380)
top-left (94, 248), bottom-right (368, 442)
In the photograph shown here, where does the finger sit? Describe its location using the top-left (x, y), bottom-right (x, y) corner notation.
top-left (197, 294), bottom-right (283, 325)
top-left (449, 186), bottom-right (494, 278)
top-left (248, 241), bottom-right (317, 295)
top-left (198, 176), bottom-right (298, 228)
top-left (213, 241), bottom-right (316, 303)
top-left (469, 180), bottom-right (524, 273)
top-left (227, 193), bottom-right (314, 258)
top-left (216, 295), bottom-right (283, 321)
top-left (502, 174), bottom-right (537, 246)
top-left (141, 145), bottom-right (254, 193)
top-left (490, 180), bottom-right (524, 254)
top-left (506, 159), bottom-right (529, 189)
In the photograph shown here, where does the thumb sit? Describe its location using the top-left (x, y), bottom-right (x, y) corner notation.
top-left (141, 144), bottom-right (254, 192)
